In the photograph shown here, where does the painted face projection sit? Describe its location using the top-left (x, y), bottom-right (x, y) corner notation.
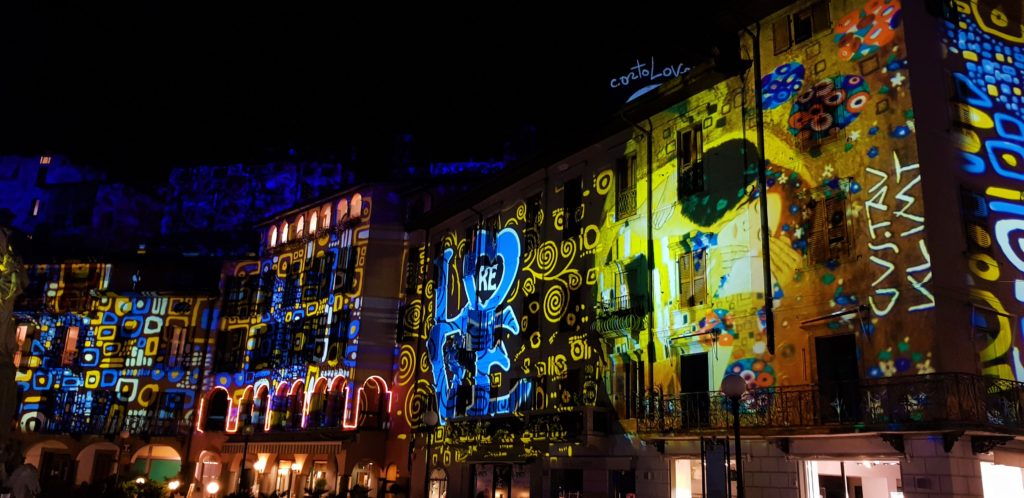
top-left (788, 75), bottom-right (870, 146)
top-left (680, 139), bottom-right (759, 227)
top-left (762, 62), bottom-right (805, 110)
top-left (834, 0), bottom-right (903, 61)
top-left (428, 228), bottom-right (531, 424)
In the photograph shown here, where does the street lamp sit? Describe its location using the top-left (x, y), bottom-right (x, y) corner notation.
top-left (238, 425), bottom-right (255, 494)
top-left (289, 462), bottom-right (301, 498)
top-left (721, 374), bottom-right (747, 498)
top-left (421, 410), bottom-right (439, 498)
top-left (206, 480), bottom-right (220, 497)
top-left (252, 461), bottom-right (266, 496)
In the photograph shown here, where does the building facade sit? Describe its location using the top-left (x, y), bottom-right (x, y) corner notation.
top-left (11, 261), bottom-right (217, 493)
top-left (8, 2), bottom-right (1024, 498)
top-left (396, 1), bottom-right (1024, 497)
top-left (190, 185), bottom-right (407, 497)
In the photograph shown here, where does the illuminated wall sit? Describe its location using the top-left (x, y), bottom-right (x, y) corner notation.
top-left (205, 190), bottom-right (393, 432)
top-left (402, 0), bottom-right (937, 455)
top-left (942, 0), bottom-right (1024, 380)
top-left (14, 263), bottom-right (214, 435)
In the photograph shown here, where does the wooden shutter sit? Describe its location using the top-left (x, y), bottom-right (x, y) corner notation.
top-left (773, 17), bottom-right (792, 54)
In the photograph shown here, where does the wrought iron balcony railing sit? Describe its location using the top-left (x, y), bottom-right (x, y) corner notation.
top-left (636, 373), bottom-right (1024, 436)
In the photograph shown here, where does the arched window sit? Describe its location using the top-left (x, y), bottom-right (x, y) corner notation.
top-left (306, 378), bottom-right (328, 429)
top-left (321, 205), bottom-right (331, 229)
top-left (359, 377), bottom-right (390, 430)
top-left (269, 382), bottom-right (290, 431)
top-left (282, 223), bottom-right (289, 244)
top-left (350, 193), bottom-right (362, 219)
top-left (428, 467), bottom-right (448, 498)
top-left (309, 212), bottom-right (318, 234)
top-left (337, 198), bottom-right (349, 224)
top-left (236, 387), bottom-right (254, 431)
top-left (269, 226), bottom-right (278, 247)
top-left (296, 215), bottom-right (305, 237)
top-left (252, 386), bottom-right (270, 432)
top-left (326, 377), bottom-right (347, 427)
top-left (203, 389), bottom-right (229, 432)
top-left (288, 381), bottom-right (306, 429)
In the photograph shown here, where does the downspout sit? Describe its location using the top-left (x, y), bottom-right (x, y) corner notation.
top-left (620, 114), bottom-right (657, 390)
top-left (742, 22), bottom-right (776, 355)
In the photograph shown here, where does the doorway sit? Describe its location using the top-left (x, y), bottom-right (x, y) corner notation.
top-left (815, 334), bottom-right (860, 423)
top-left (803, 460), bottom-right (902, 498)
top-left (40, 451), bottom-right (74, 496)
top-left (680, 352), bottom-right (710, 427)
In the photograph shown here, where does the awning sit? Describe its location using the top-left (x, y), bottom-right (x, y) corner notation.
top-left (222, 441), bottom-right (346, 455)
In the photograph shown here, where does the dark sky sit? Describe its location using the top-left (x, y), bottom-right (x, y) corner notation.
top-left (0, 3), bottom-right (790, 181)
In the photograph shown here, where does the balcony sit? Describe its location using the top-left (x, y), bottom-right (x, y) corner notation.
top-left (593, 294), bottom-right (648, 340)
top-left (615, 188), bottom-right (637, 220)
top-left (636, 373), bottom-right (1024, 437)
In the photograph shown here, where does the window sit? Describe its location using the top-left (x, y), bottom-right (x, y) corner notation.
top-left (31, 199), bottom-right (40, 217)
top-left (678, 126), bottom-right (704, 197)
top-left (296, 215), bottom-right (305, 237)
top-left (282, 222), bottom-right (289, 243)
top-left (615, 155), bottom-right (637, 220)
top-left (39, 155), bottom-right (51, 165)
top-left (61, 326), bottom-right (79, 367)
top-left (269, 226), bottom-right (278, 247)
top-left (807, 195), bottom-right (850, 264)
top-left (526, 193), bottom-right (542, 226)
top-left (224, 276), bottom-right (257, 317)
top-left (310, 212), bottom-right (318, 233)
top-left (775, 2), bottom-right (830, 52)
top-left (337, 198), bottom-right (349, 225)
top-left (334, 244), bottom-right (358, 294)
top-left (563, 177), bottom-right (582, 238)
top-left (321, 205), bottom-right (331, 229)
top-left (350, 193), bottom-right (362, 219)
top-left (678, 250), bottom-right (707, 308)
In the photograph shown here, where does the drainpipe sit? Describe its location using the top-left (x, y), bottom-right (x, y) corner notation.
top-left (742, 22), bottom-right (776, 355)
top-left (620, 115), bottom-right (657, 391)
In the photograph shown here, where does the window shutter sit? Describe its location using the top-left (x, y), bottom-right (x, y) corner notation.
top-left (773, 18), bottom-right (792, 54)
top-left (693, 252), bottom-right (707, 306)
top-left (811, 1), bottom-right (831, 34)
top-left (808, 199), bottom-right (828, 263)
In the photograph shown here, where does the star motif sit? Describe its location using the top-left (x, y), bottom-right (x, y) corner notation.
top-left (890, 73), bottom-right (906, 87)
top-left (849, 130), bottom-right (861, 141)
top-left (793, 227), bottom-right (805, 239)
top-left (905, 119), bottom-right (915, 132)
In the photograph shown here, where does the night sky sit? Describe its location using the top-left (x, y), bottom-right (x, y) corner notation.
top-left (0, 3), bottom-right (791, 182)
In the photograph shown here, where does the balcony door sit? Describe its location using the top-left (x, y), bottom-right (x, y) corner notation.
top-left (680, 352), bottom-right (710, 427)
top-left (815, 334), bottom-right (860, 423)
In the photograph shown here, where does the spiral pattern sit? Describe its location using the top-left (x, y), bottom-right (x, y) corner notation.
top-left (420, 352), bottom-right (431, 373)
top-left (595, 170), bottom-right (613, 195)
top-left (424, 280), bottom-right (435, 300)
top-left (515, 202), bottom-right (527, 221)
top-left (401, 300), bottom-right (422, 331)
top-left (397, 345), bottom-right (416, 386)
top-left (535, 241), bottom-right (557, 275)
top-left (543, 285), bottom-right (567, 323)
top-left (566, 270), bottom-right (582, 291)
top-left (552, 210), bottom-right (565, 231)
top-left (522, 276), bottom-right (536, 296)
top-left (559, 238), bottom-right (576, 260)
top-left (403, 379), bottom-right (434, 427)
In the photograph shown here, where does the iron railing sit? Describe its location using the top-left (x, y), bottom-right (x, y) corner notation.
top-left (637, 373), bottom-right (1024, 435)
top-left (616, 188), bottom-right (637, 220)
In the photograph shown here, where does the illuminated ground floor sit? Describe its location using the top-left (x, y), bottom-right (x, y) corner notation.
top-left (416, 433), bottom-right (1024, 498)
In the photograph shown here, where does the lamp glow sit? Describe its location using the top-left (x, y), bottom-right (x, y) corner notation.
top-left (135, 477), bottom-right (146, 485)
top-left (206, 481), bottom-right (220, 494)
top-left (167, 479), bottom-right (181, 491)
top-left (290, 462), bottom-right (301, 472)
top-left (253, 461), bottom-right (266, 473)
top-left (278, 467), bottom-right (289, 476)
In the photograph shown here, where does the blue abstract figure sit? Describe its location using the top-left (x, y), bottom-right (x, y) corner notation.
top-left (428, 227), bottom-right (531, 424)
top-left (762, 62), bottom-right (805, 110)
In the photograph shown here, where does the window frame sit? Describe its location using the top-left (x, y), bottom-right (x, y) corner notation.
top-left (677, 250), bottom-right (708, 308)
top-left (677, 126), bottom-right (705, 198)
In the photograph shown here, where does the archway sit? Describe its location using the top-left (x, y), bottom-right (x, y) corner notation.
top-left (196, 451), bottom-right (222, 496)
top-left (25, 440), bottom-right (73, 496)
top-left (350, 460), bottom-right (381, 498)
top-left (269, 382), bottom-right (290, 431)
top-left (307, 378), bottom-right (328, 428)
top-left (359, 376), bottom-right (390, 429)
top-left (203, 388), bottom-right (229, 432)
top-left (326, 376), bottom-right (347, 427)
top-left (236, 386), bottom-right (254, 432)
top-left (131, 444), bottom-right (182, 484)
top-left (252, 384), bottom-right (270, 432)
top-left (288, 380), bottom-right (305, 429)
top-left (75, 441), bottom-right (119, 485)
top-left (428, 467), bottom-right (448, 498)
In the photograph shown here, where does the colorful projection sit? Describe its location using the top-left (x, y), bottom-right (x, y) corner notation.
top-left (204, 193), bottom-right (389, 432)
top-left (15, 266), bottom-right (212, 435)
top-left (428, 228), bottom-right (530, 423)
top-left (400, 1), bottom-right (935, 450)
top-left (944, 0), bottom-right (1024, 380)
